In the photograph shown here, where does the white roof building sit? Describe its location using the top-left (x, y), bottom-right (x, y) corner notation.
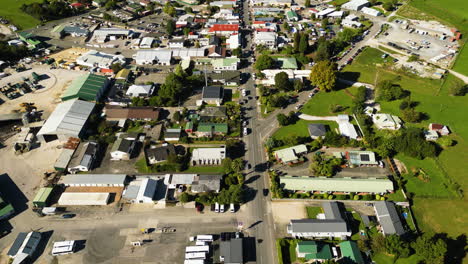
top-left (317, 8), bottom-right (336, 18)
top-left (342, 0), bottom-right (369, 11)
top-left (134, 50), bottom-right (172, 65)
top-left (227, 34), bottom-right (240, 49)
top-left (76, 50), bottom-right (125, 69)
top-left (92, 28), bottom-right (132, 43)
top-left (58, 192), bottom-right (110, 206)
top-left (37, 99), bottom-right (95, 142)
top-left (191, 147), bottom-right (226, 166)
top-left (61, 174), bottom-right (127, 187)
top-left (261, 69), bottom-right (311, 85)
top-left (123, 178), bottom-right (158, 203)
top-left (274, 144), bottom-right (308, 164)
top-left (140, 37), bottom-right (154, 49)
top-left (126, 84), bottom-right (154, 97)
top-left (361, 7), bottom-right (382, 16)
top-left (328, 11), bottom-right (344, 18)
top-left (337, 115), bottom-right (359, 139)
top-left (254, 31), bottom-right (277, 48)
top-left (372, 113), bottom-right (402, 130)
top-left (342, 14), bottom-right (362, 28)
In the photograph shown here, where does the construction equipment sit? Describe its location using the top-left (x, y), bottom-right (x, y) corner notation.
top-left (19, 102), bottom-right (37, 112)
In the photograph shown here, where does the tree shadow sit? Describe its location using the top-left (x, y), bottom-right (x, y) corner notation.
top-left (244, 175), bottom-right (260, 185)
top-left (0, 173), bottom-right (29, 217)
top-left (433, 233), bottom-right (467, 264)
top-left (242, 186), bottom-right (257, 203)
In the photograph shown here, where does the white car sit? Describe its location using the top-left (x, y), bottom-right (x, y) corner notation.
top-left (243, 127), bottom-right (248, 136)
top-left (220, 204), bottom-right (225, 213)
top-left (308, 92), bottom-right (314, 98)
top-left (230, 203), bottom-right (235, 213)
top-left (295, 104), bottom-right (303, 110)
top-left (215, 202), bottom-right (220, 213)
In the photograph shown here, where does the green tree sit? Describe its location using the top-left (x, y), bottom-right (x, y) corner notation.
top-left (315, 38), bottom-right (331, 61)
top-left (231, 158), bottom-right (244, 173)
top-left (222, 158), bottom-right (233, 173)
top-left (437, 137), bottom-right (454, 147)
top-left (293, 32), bottom-right (301, 52)
top-left (163, 2), bottom-right (176, 16)
top-left (401, 108), bottom-right (422, 123)
top-left (299, 33), bottom-right (309, 54)
top-left (449, 79), bottom-right (467, 96)
top-left (412, 232), bottom-right (448, 264)
top-left (166, 20), bottom-right (176, 36)
top-left (304, 0), bottom-right (310, 7)
top-left (385, 235), bottom-right (410, 258)
top-left (110, 63), bottom-right (123, 74)
top-left (294, 79), bottom-right (303, 91)
top-left (172, 111), bottom-right (182, 122)
top-left (310, 60), bottom-right (337, 91)
top-left (277, 113), bottom-right (289, 126)
top-left (283, 22), bottom-right (291, 31)
top-left (183, 27), bottom-right (190, 36)
top-left (337, 28), bottom-right (356, 43)
top-left (184, 6), bottom-right (193, 13)
top-left (377, 80), bottom-right (405, 101)
top-left (232, 47), bottom-right (242, 57)
top-left (371, 233), bottom-right (386, 253)
top-left (275, 72), bottom-right (293, 91)
top-left (179, 192), bottom-right (192, 203)
top-left (382, 2), bottom-right (394, 11)
top-left (255, 54), bottom-right (275, 71)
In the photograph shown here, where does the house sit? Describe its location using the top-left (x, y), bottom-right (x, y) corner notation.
top-left (110, 134), bottom-right (137, 160)
top-left (198, 86), bottom-right (224, 106)
top-left (286, 10), bottom-right (299, 22)
top-left (7, 232), bottom-right (42, 264)
top-left (424, 130), bottom-right (439, 141)
top-left (339, 241), bottom-right (365, 264)
top-left (372, 113), bottom-right (402, 130)
top-left (342, 14), bottom-right (362, 28)
top-left (212, 57), bottom-right (241, 71)
top-left (208, 24), bottom-right (239, 36)
top-left (361, 7), bottom-right (381, 16)
top-left (164, 128), bottom-right (182, 141)
top-left (337, 115), bottom-right (359, 139)
top-left (208, 46), bottom-right (227, 58)
top-left (61, 73), bottom-right (110, 102)
top-left (37, 99), bottom-right (95, 143)
top-left (220, 238), bottom-right (243, 264)
top-left (139, 37), bottom-right (154, 49)
top-left (345, 151), bottom-right (378, 166)
top-left (277, 57), bottom-right (298, 69)
top-left (227, 33), bottom-right (240, 49)
top-left (76, 50), bottom-right (125, 70)
top-left (208, 71), bottom-right (241, 86)
top-left (104, 106), bottom-right (160, 121)
top-left (199, 106), bottom-right (228, 120)
top-left (308, 124), bottom-right (327, 139)
top-left (168, 39), bottom-right (186, 48)
top-left (280, 176), bottom-right (394, 194)
top-left (196, 123), bottom-right (228, 137)
top-left (68, 141), bottom-right (99, 173)
top-left (61, 174), bottom-right (127, 187)
top-left (374, 201), bottom-right (405, 236)
top-left (191, 174), bottom-right (223, 193)
top-left (191, 146), bottom-right (226, 165)
top-left (123, 178), bottom-right (158, 203)
top-left (341, 0), bottom-right (369, 11)
top-left (296, 241), bottom-right (332, 262)
top-left (274, 144), bottom-right (308, 164)
top-left (254, 31), bottom-right (277, 48)
top-left (429, 123), bottom-right (450, 135)
top-left (126, 84), bottom-right (155, 97)
top-left (146, 144), bottom-right (176, 164)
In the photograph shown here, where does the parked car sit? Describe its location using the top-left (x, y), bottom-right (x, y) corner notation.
top-left (215, 202), bottom-right (220, 213)
top-left (62, 214), bottom-right (75, 219)
top-left (230, 203), bottom-right (235, 213)
top-left (220, 204), bottom-right (225, 213)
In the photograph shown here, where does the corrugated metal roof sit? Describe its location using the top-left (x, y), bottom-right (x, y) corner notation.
top-left (290, 219), bottom-right (348, 233)
top-left (374, 201), bottom-right (405, 235)
top-left (62, 73), bottom-right (108, 101)
top-left (61, 174), bottom-right (127, 185)
top-left (32, 187), bottom-right (53, 203)
top-left (280, 176), bottom-right (394, 193)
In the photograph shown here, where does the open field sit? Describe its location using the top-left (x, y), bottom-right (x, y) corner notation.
top-left (372, 253), bottom-right (423, 264)
top-left (397, 0), bottom-right (468, 75)
top-left (340, 48), bottom-right (394, 84)
top-left (0, 0), bottom-right (41, 30)
top-left (301, 86), bottom-right (358, 116)
top-left (272, 120), bottom-right (338, 142)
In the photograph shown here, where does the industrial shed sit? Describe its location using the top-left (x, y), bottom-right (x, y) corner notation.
top-left (37, 99), bottom-right (95, 142)
top-left (32, 187), bottom-right (54, 208)
top-left (61, 174), bottom-right (127, 187)
top-left (54, 148), bottom-right (76, 171)
top-left (58, 192), bottom-right (110, 205)
top-left (61, 73), bottom-right (109, 102)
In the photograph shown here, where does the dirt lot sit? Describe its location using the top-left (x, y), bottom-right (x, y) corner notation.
top-left (64, 186), bottom-right (125, 204)
top-left (0, 66), bottom-right (86, 115)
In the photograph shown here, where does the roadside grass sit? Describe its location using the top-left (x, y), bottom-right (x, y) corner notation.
top-left (182, 166), bottom-right (224, 174)
top-left (452, 42), bottom-right (468, 75)
top-left (272, 120), bottom-right (338, 142)
top-left (329, 0), bottom-right (349, 6)
top-left (377, 45), bottom-right (401, 55)
top-left (0, 0), bottom-right (41, 30)
top-left (306, 206), bottom-right (322, 219)
top-left (301, 86), bottom-right (358, 116)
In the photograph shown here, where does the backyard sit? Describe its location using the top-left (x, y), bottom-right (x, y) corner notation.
top-left (306, 206), bottom-right (322, 219)
top-left (1, 0), bottom-right (41, 30)
top-left (301, 86), bottom-right (358, 116)
top-left (272, 120), bottom-right (338, 142)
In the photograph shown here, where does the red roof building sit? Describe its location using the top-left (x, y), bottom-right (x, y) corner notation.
top-left (209, 24), bottom-right (239, 35)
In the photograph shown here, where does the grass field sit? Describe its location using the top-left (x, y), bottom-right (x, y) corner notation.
top-left (397, 0), bottom-right (468, 75)
top-left (301, 86), bottom-right (358, 116)
top-left (182, 166), bottom-right (224, 174)
top-left (272, 120), bottom-right (338, 142)
top-left (340, 48), bottom-right (394, 84)
top-left (1, 0), bottom-right (42, 30)
top-left (306, 206), bottom-right (322, 219)
top-left (372, 253), bottom-right (423, 264)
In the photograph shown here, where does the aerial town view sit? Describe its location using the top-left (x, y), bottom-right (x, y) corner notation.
top-left (0, 0), bottom-right (467, 263)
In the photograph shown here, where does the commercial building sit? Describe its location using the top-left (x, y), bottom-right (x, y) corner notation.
top-left (104, 106), bottom-right (160, 121)
top-left (51, 24), bottom-right (89, 39)
top-left (220, 238), bottom-right (243, 264)
top-left (164, 174), bottom-right (222, 193)
top-left (254, 31), bottom-right (277, 48)
top-left (76, 50), bottom-right (125, 69)
top-left (123, 178), bottom-right (158, 203)
top-left (280, 176), bottom-right (394, 194)
top-left (212, 58), bottom-right (240, 71)
top-left (274, 144), bottom-right (308, 164)
top-left (260, 69), bottom-right (311, 85)
top-left (7, 232), bottom-right (42, 264)
top-left (61, 174), bottom-right (127, 187)
top-left (37, 99), bottom-right (95, 142)
top-left (68, 141), bottom-right (99, 173)
top-left (92, 28), bottom-right (133, 43)
top-left (374, 201), bottom-right (405, 236)
top-left (361, 7), bottom-right (381, 16)
top-left (58, 192), bottom-right (110, 206)
top-left (134, 50), bottom-right (172, 65)
top-left (341, 0), bottom-right (369, 11)
top-left (62, 73), bottom-right (109, 102)
top-left (191, 146), bottom-right (226, 166)
top-left (342, 14), bottom-right (362, 28)
top-left (208, 24), bottom-right (239, 36)
top-left (198, 86), bottom-right (224, 106)
top-left (208, 71), bottom-right (241, 86)
top-left (139, 37), bottom-right (154, 49)
top-left (126, 84), bottom-right (155, 97)
top-left (227, 34), bottom-right (240, 49)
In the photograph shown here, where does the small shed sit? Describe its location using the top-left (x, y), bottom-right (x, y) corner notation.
top-left (32, 187), bottom-right (54, 208)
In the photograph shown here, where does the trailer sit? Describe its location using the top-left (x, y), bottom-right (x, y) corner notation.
top-left (185, 252), bottom-right (206, 260)
top-left (184, 260), bottom-right (205, 264)
top-left (52, 240), bottom-right (75, 256)
top-left (185, 246), bottom-right (209, 253)
top-left (195, 235), bottom-right (213, 243)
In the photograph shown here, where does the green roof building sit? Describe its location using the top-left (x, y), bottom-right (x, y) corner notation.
top-left (61, 73), bottom-right (110, 102)
top-left (0, 195), bottom-right (14, 220)
top-left (197, 122), bottom-right (228, 137)
top-left (277, 57), bottom-right (298, 69)
top-left (296, 241), bottom-right (332, 261)
top-left (32, 187), bottom-right (54, 208)
top-left (286, 10), bottom-right (299, 21)
top-left (18, 32), bottom-right (42, 49)
top-left (339, 241), bottom-right (364, 264)
top-left (185, 121), bottom-right (194, 132)
top-left (280, 176), bottom-right (394, 194)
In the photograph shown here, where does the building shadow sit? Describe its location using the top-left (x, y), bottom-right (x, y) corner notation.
top-left (243, 237), bottom-right (257, 262)
top-left (29, 230), bottom-right (54, 263)
top-left (0, 173), bottom-right (29, 217)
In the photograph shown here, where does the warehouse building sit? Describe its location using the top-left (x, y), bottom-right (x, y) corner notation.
top-left (58, 192), bottom-right (110, 206)
top-left (134, 50), bottom-right (172, 65)
top-left (341, 0), bottom-right (369, 11)
top-left (61, 174), bottom-right (127, 187)
top-left (123, 178), bottom-right (159, 203)
top-left (37, 99), bottom-right (95, 143)
top-left (61, 73), bottom-right (110, 102)
top-left (76, 50), bottom-right (125, 69)
top-left (8, 231), bottom-right (42, 264)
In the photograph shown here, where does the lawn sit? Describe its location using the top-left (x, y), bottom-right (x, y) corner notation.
top-left (272, 120), bottom-right (338, 142)
top-left (182, 166), bottom-right (225, 174)
top-left (0, 0), bottom-right (42, 30)
top-left (301, 86), bottom-right (358, 116)
top-left (372, 253), bottom-right (423, 264)
top-left (340, 47), bottom-right (394, 84)
top-left (135, 156), bottom-right (150, 173)
top-left (306, 206), bottom-right (322, 219)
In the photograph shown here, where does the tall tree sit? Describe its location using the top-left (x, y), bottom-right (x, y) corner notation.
top-left (293, 32), bottom-right (301, 52)
top-left (412, 232), bottom-right (448, 264)
top-left (304, 0), bottom-right (311, 7)
top-left (275, 72), bottom-right (293, 91)
top-left (310, 60), bottom-right (337, 91)
top-left (315, 38), bottom-right (331, 61)
top-left (255, 55), bottom-right (275, 71)
top-left (166, 20), bottom-right (176, 36)
top-left (299, 33), bottom-right (309, 54)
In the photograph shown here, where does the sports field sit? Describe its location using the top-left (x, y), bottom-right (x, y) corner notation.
top-left (398, 0), bottom-right (468, 75)
top-left (1, 0), bottom-right (41, 30)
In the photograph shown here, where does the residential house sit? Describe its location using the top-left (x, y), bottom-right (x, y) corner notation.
top-left (429, 123), bottom-right (450, 135)
top-left (208, 71), bottom-right (241, 86)
top-left (337, 115), bottom-right (359, 139)
top-left (126, 84), bottom-right (155, 97)
top-left (374, 201), bottom-right (405, 236)
top-left (277, 57), bottom-right (298, 69)
top-left (198, 86), bottom-right (224, 106)
top-left (280, 176), bottom-right (394, 194)
top-left (286, 10), bottom-right (299, 22)
top-left (168, 39), bottom-right (186, 48)
top-left (199, 106), bottom-right (228, 120)
top-left (104, 106), bottom-right (160, 121)
top-left (339, 241), bottom-right (365, 264)
top-left (220, 238), bottom-right (243, 264)
top-left (191, 174), bottom-right (223, 193)
top-left (208, 46), bottom-right (227, 58)
top-left (274, 144), bottom-right (308, 164)
top-left (68, 141), bottom-right (99, 173)
top-left (110, 134), bottom-right (137, 160)
top-left (196, 123), bottom-right (228, 137)
top-left (254, 31), bottom-right (277, 48)
top-left (164, 128), bottom-right (182, 141)
top-left (191, 146), bottom-right (226, 165)
top-left (372, 113), bottom-right (402, 130)
top-left (212, 58), bottom-right (240, 71)
top-left (7, 232), bottom-right (42, 264)
top-left (146, 144), bottom-right (176, 164)
top-left (345, 151), bottom-right (378, 167)
top-left (296, 241), bottom-right (332, 262)
top-left (308, 124), bottom-right (327, 139)
top-left (287, 219), bottom-right (351, 240)
top-left (341, 0), bottom-right (369, 11)
top-left (424, 130), bottom-right (439, 141)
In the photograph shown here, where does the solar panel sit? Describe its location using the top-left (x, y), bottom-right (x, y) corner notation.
top-left (360, 154), bottom-right (370, 161)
